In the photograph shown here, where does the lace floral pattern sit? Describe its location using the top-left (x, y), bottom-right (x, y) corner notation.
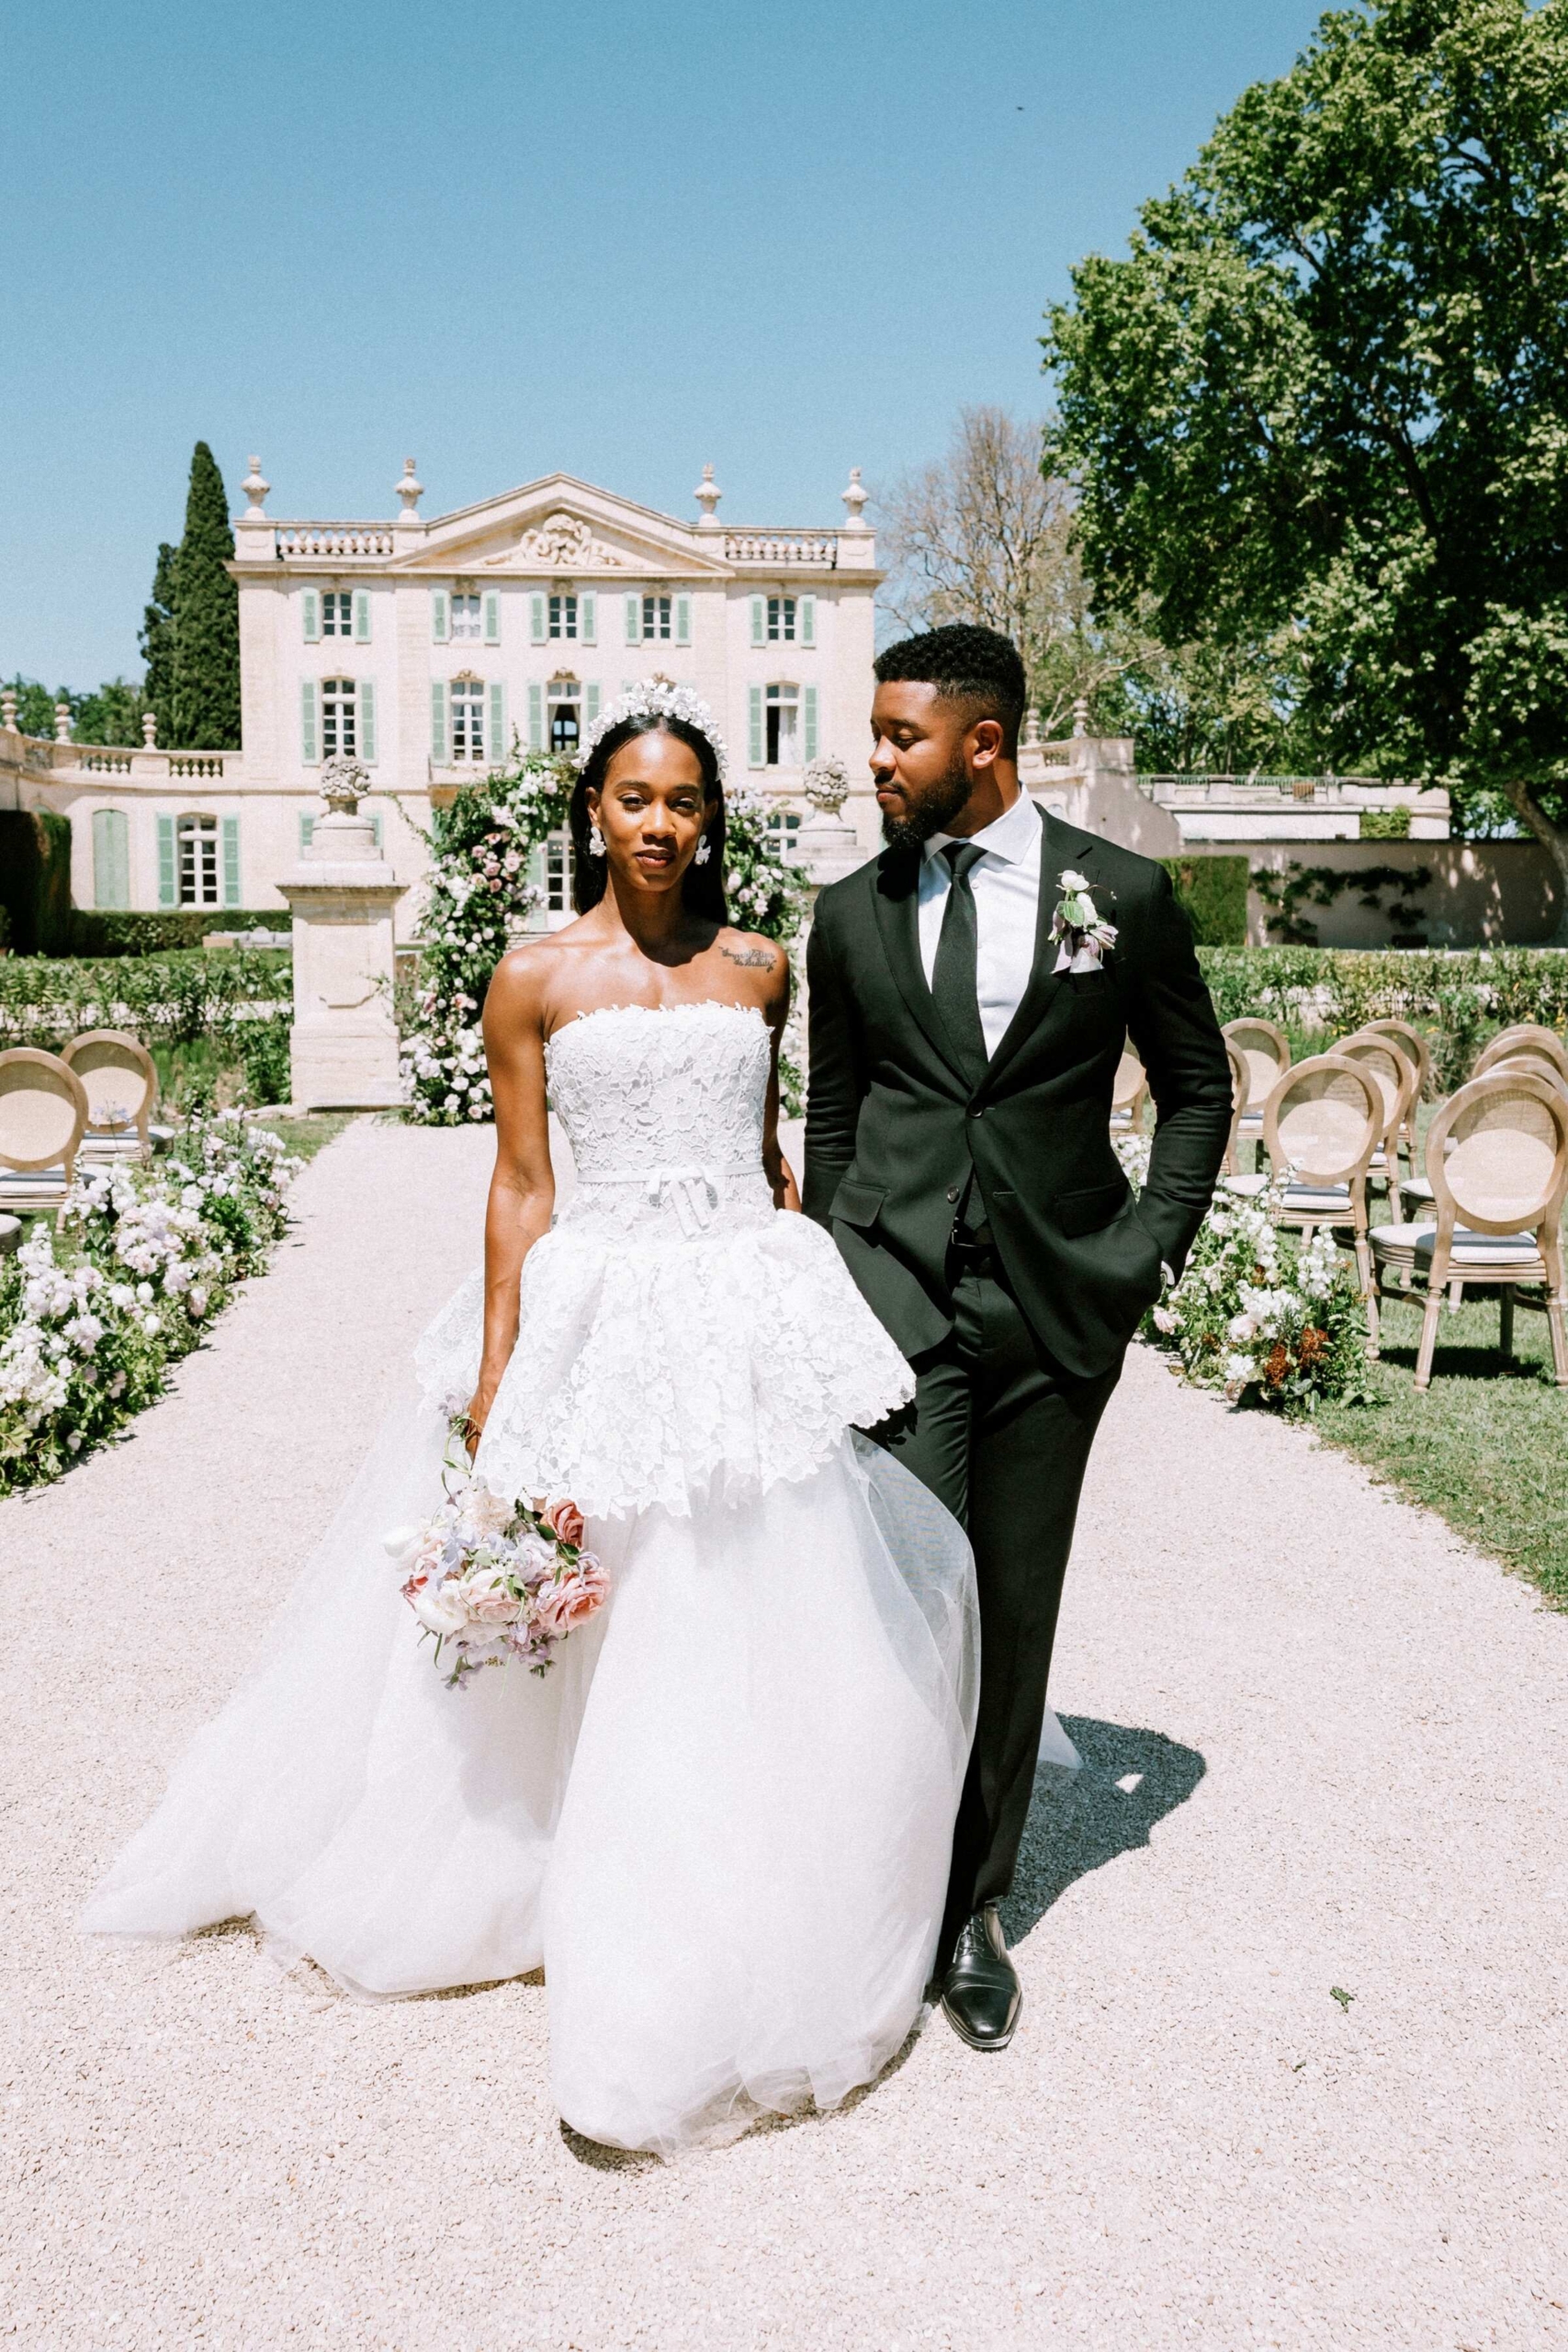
top-left (414, 1004), bottom-right (914, 1518)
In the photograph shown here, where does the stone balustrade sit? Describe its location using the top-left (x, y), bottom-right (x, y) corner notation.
top-left (3, 731), bottom-right (236, 786)
top-left (722, 531), bottom-right (844, 567)
top-left (274, 524), bottom-right (397, 560)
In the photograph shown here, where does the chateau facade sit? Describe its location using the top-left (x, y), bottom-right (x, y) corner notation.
top-left (7, 460), bottom-right (884, 922)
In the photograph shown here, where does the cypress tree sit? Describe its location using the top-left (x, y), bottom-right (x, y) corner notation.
top-left (139, 540), bottom-right (177, 741)
top-left (168, 442), bottom-right (241, 750)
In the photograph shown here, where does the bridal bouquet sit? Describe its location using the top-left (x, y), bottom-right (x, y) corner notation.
top-left (384, 1448), bottom-right (607, 1688)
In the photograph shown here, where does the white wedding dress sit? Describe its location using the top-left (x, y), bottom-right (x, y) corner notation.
top-left (85, 1002), bottom-right (979, 2155)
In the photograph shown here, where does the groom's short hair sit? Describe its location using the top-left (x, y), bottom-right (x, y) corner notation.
top-left (874, 625), bottom-right (1028, 755)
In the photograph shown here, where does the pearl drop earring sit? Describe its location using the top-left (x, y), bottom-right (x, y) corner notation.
top-left (588, 822), bottom-right (606, 857)
top-left (694, 833), bottom-right (712, 866)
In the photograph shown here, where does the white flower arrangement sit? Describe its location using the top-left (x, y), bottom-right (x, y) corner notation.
top-left (580, 678), bottom-right (729, 782)
top-left (0, 1111), bottom-right (302, 1492)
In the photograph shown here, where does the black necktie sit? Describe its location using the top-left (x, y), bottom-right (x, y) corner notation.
top-left (931, 841), bottom-right (988, 1080)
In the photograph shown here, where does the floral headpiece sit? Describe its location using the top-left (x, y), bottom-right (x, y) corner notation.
top-left (578, 677), bottom-right (729, 784)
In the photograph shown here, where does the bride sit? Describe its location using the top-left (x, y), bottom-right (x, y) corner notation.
top-left (85, 682), bottom-right (979, 2157)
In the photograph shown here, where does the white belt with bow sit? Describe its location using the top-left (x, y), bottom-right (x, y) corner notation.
top-left (579, 1162), bottom-right (761, 1240)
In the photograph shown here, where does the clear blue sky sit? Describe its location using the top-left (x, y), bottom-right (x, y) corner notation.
top-left (2, 0), bottom-right (1329, 687)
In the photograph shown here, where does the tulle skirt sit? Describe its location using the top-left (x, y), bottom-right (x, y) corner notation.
top-left (83, 1385), bottom-right (978, 2156)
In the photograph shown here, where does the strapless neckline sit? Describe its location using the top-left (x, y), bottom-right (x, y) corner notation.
top-left (546, 1001), bottom-right (765, 1061)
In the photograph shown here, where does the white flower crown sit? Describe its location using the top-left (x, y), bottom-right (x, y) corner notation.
top-left (578, 677), bottom-right (729, 784)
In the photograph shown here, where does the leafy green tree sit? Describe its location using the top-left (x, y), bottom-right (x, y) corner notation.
top-left (1, 676), bottom-right (64, 738)
top-left (139, 540), bottom-right (177, 741)
top-left (168, 442), bottom-right (240, 750)
top-left (1044, 0), bottom-right (1568, 922)
top-left (72, 676), bottom-right (149, 746)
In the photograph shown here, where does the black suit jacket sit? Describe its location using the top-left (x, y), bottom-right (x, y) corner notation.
top-left (803, 808), bottom-right (1233, 1379)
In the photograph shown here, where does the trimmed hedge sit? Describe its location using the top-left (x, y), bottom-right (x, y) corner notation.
top-left (0, 809), bottom-right (73, 955)
top-left (1160, 854), bottom-right (1248, 946)
top-left (0, 946), bottom-right (290, 1052)
top-left (65, 908), bottom-right (292, 958)
top-left (1197, 945), bottom-right (1568, 1091)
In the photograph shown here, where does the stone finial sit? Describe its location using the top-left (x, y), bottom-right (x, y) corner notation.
top-left (1072, 695), bottom-right (1089, 739)
top-left (142, 710), bottom-right (158, 748)
top-left (321, 754), bottom-right (368, 815)
top-left (804, 753), bottom-right (851, 820)
top-left (694, 462), bottom-right (722, 530)
top-left (1023, 707), bottom-right (1042, 750)
top-left (840, 467), bottom-right (869, 531)
top-left (241, 457), bottom-right (270, 518)
top-left (1, 690), bottom-right (16, 736)
top-left (54, 702), bottom-right (73, 744)
top-left (397, 458), bottom-right (423, 516)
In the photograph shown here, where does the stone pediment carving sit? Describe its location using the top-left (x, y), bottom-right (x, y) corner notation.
top-left (496, 511), bottom-right (626, 570)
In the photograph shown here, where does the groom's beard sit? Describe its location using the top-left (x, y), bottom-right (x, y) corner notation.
top-left (879, 750), bottom-right (976, 851)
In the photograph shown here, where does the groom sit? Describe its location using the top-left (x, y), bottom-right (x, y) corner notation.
top-left (805, 625), bottom-right (1231, 2051)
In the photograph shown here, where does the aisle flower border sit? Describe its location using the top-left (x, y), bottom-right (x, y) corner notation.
top-left (396, 729), bottom-right (812, 1126)
top-left (1115, 1135), bottom-right (1373, 1415)
top-left (0, 1114), bottom-right (302, 1494)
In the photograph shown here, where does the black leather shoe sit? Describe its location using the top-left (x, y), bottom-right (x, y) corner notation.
top-left (941, 1905), bottom-right (1021, 2050)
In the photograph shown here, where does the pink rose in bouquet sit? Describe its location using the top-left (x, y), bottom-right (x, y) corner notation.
top-left (535, 1554), bottom-right (610, 1639)
top-left (539, 1498), bottom-right (586, 1549)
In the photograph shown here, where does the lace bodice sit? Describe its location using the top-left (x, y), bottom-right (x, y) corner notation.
top-left (415, 998), bottom-right (915, 1517)
top-left (547, 1002), bottom-right (770, 1181)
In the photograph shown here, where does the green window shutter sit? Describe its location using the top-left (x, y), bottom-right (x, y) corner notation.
top-left (354, 590), bottom-right (371, 642)
top-left (489, 682), bottom-right (508, 764)
top-left (581, 592), bottom-right (597, 646)
top-left (359, 678), bottom-right (377, 763)
top-left (93, 808), bottom-right (129, 909)
top-left (299, 812), bottom-right (316, 854)
top-left (625, 594), bottom-right (641, 645)
top-left (530, 594), bottom-right (547, 645)
top-left (300, 679), bottom-right (319, 764)
top-left (749, 686), bottom-right (764, 767)
top-left (800, 594), bottom-right (817, 648)
top-left (750, 595), bottom-right (765, 647)
top-left (370, 814), bottom-right (384, 852)
top-left (221, 815), bottom-right (242, 906)
top-left (432, 589), bottom-right (449, 643)
top-left (431, 680), bottom-right (448, 764)
top-left (675, 594), bottom-right (692, 647)
top-left (156, 813), bottom-right (177, 906)
top-left (484, 591), bottom-right (501, 646)
top-left (586, 682), bottom-right (601, 723)
top-left (527, 682), bottom-right (544, 751)
top-left (803, 685), bottom-right (819, 762)
top-left (302, 588), bottom-right (320, 642)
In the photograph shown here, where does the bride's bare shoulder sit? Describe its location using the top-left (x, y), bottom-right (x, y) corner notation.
top-left (712, 927), bottom-right (790, 1012)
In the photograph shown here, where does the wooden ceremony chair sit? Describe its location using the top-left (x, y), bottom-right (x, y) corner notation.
top-left (1371, 1069), bottom-right (1568, 1390)
top-left (1473, 1027), bottom-right (1568, 1087)
top-left (1359, 1017), bottom-right (1428, 1170)
top-left (1336, 1031), bottom-right (1417, 1191)
top-left (1223, 1017), bottom-right (1291, 1160)
top-left (0, 1049), bottom-right (90, 1219)
top-left (1226, 1055), bottom-right (1382, 1338)
top-left (60, 1030), bottom-right (163, 1163)
top-left (1109, 1047), bottom-right (1149, 1138)
top-left (1220, 1035), bottom-right (1248, 1175)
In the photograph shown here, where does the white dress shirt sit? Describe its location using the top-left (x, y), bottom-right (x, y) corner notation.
top-left (917, 787), bottom-right (1043, 1059)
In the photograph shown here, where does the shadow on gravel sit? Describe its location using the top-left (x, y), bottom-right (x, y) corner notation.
top-left (1002, 1715), bottom-right (1206, 1949)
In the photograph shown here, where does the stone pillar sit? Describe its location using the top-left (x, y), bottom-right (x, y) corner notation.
top-left (277, 757), bottom-right (408, 1110)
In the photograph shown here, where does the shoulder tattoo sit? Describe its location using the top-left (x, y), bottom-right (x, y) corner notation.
top-left (720, 944), bottom-right (776, 970)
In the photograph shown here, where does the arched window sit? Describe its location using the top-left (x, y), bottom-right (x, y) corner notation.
top-left (177, 814), bottom-right (220, 906)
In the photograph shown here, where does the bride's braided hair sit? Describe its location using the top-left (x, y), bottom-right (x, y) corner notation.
top-left (570, 713), bottom-right (728, 921)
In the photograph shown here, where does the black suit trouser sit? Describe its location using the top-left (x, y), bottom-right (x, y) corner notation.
top-left (868, 1257), bottom-right (1122, 1954)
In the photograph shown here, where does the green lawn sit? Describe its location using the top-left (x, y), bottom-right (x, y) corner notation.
top-left (1314, 1287), bottom-right (1568, 1610)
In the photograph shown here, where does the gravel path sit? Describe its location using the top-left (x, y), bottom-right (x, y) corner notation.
top-left (2, 1120), bottom-right (1564, 2350)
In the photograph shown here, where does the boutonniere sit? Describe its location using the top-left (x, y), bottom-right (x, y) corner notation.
top-left (1052, 868), bottom-right (1119, 959)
